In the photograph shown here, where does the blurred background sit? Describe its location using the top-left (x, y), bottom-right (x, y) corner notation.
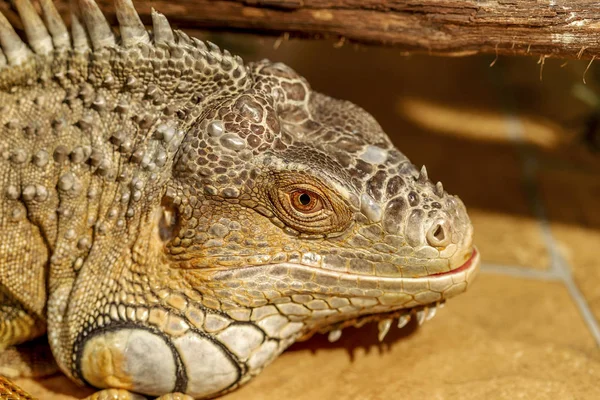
top-left (14, 27), bottom-right (600, 400)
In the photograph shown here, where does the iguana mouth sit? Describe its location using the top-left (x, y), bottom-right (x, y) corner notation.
top-left (428, 247), bottom-right (478, 277)
top-left (291, 247), bottom-right (480, 341)
top-left (302, 251), bottom-right (478, 342)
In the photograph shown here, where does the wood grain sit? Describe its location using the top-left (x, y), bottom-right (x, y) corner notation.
top-left (41, 0), bottom-right (600, 60)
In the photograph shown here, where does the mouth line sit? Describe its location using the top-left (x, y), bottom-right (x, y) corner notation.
top-left (427, 247), bottom-right (478, 277)
top-left (208, 247), bottom-right (479, 284)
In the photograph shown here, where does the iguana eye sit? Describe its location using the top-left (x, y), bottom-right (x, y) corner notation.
top-left (260, 171), bottom-right (354, 235)
top-left (264, 175), bottom-right (353, 236)
top-left (289, 190), bottom-right (323, 213)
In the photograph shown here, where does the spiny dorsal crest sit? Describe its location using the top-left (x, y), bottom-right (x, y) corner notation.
top-left (0, 0), bottom-right (248, 94)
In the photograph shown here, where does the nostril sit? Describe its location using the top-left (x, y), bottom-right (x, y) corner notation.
top-left (427, 220), bottom-right (451, 247)
top-left (433, 225), bottom-right (444, 241)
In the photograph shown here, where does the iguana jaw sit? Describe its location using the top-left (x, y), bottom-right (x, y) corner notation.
top-left (203, 245), bottom-right (479, 330)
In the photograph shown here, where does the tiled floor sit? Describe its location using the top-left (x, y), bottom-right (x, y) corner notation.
top-left (15, 33), bottom-right (600, 399)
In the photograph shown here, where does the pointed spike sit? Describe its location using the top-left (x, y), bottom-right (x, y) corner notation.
top-left (0, 11), bottom-right (33, 65)
top-left (435, 181), bottom-right (444, 197)
top-left (174, 29), bottom-right (192, 46)
top-left (377, 319), bottom-right (392, 342)
top-left (13, 0), bottom-right (54, 55)
top-left (70, 1), bottom-right (90, 52)
top-left (425, 306), bottom-right (437, 321)
top-left (397, 314), bottom-right (410, 329)
top-left (328, 329), bottom-right (342, 343)
top-left (207, 41), bottom-right (221, 55)
top-left (78, 0), bottom-right (115, 50)
top-left (206, 52), bottom-right (217, 65)
top-left (234, 54), bottom-right (244, 67)
top-left (221, 57), bottom-right (232, 71)
top-left (40, 0), bottom-right (71, 49)
top-left (115, 0), bottom-right (150, 47)
top-left (415, 310), bottom-right (426, 326)
top-left (192, 37), bottom-right (207, 52)
top-left (418, 165), bottom-right (428, 183)
top-left (151, 8), bottom-right (174, 45)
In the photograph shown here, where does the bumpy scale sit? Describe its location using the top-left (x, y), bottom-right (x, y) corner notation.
top-left (0, 0), bottom-right (480, 399)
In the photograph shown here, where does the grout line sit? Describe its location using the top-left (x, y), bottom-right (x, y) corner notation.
top-left (504, 115), bottom-right (600, 347)
top-left (481, 262), bottom-right (561, 281)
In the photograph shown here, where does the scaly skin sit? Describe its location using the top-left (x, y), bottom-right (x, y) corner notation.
top-left (0, 0), bottom-right (480, 398)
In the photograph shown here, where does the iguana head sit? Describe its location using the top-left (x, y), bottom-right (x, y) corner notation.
top-left (165, 58), bottom-right (478, 334)
top-left (0, 0), bottom-right (477, 398)
top-left (137, 56), bottom-right (479, 398)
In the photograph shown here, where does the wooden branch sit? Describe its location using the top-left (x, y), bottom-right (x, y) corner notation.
top-left (42, 1), bottom-right (600, 59)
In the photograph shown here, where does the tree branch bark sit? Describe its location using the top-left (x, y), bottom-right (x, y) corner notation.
top-left (52, 1), bottom-right (600, 60)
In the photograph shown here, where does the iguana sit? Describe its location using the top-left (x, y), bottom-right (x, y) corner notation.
top-left (0, 0), bottom-right (480, 399)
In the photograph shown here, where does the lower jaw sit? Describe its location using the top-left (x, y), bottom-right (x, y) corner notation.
top-left (299, 247), bottom-right (480, 340)
top-left (300, 300), bottom-right (445, 342)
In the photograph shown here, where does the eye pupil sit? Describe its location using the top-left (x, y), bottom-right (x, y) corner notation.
top-left (299, 193), bottom-right (311, 206)
top-left (289, 189), bottom-right (321, 213)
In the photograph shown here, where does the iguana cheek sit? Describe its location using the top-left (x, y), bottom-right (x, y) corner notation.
top-left (80, 329), bottom-right (177, 396)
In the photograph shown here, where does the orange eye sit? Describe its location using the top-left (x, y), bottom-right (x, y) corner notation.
top-left (290, 190), bottom-right (323, 213)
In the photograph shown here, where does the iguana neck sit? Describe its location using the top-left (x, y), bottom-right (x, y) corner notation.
top-left (0, 25), bottom-right (253, 383)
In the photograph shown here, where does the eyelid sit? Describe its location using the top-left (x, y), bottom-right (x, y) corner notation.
top-left (280, 183), bottom-right (325, 195)
top-left (265, 173), bottom-right (353, 235)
